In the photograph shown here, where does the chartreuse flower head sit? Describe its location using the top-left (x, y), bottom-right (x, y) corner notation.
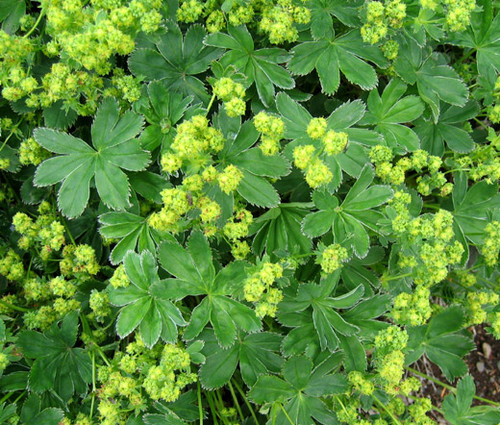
top-left (213, 77), bottom-right (246, 117)
top-left (254, 111), bottom-right (286, 156)
top-left (244, 262), bottom-right (284, 317)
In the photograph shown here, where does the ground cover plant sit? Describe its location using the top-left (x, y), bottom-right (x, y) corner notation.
top-left (0, 0), bottom-right (499, 424)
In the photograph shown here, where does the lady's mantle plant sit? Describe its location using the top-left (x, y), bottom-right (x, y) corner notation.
top-left (0, 0), bottom-right (499, 425)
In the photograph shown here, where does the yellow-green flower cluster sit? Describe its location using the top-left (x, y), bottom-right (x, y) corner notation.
top-left (442, 0), bottom-right (476, 32)
top-left (392, 285), bottom-right (432, 326)
top-left (108, 68), bottom-right (142, 103)
top-left (454, 132), bottom-right (500, 184)
top-left (259, 0), bottom-right (311, 44)
top-left (148, 188), bottom-right (192, 233)
top-left (0, 31), bottom-right (35, 101)
top-left (253, 111), bottom-right (286, 156)
top-left (23, 287), bottom-right (80, 331)
top-left (161, 115), bottom-right (224, 174)
top-left (213, 77), bottom-right (246, 117)
top-left (306, 118), bottom-right (348, 155)
top-left (489, 312), bottom-right (500, 339)
top-left (22, 273), bottom-right (80, 330)
top-left (177, 0), bottom-right (204, 23)
top-left (373, 326), bottom-right (408, 394)
top-left (32, 62), bottom-right (103, 114)
top-left (97, 340), bottom-right (195, 424)
top-left (244, 262), bottom-right (284, 317)
top-left (361, 0), bottom-right (406, 44)
top-left (382, 39), bottom-right (399, 60)
top-left (19, 137), bottom-right (50, 166)
top-left (60, 244), bottom-right (100, 277)
top-left (44, 0), bottom-right (161, 74)
top-left (109, 264), bottom-right (130, 288)
top-left (217, 164), bottom-right (244, 194)
top-left (142, 344), bottom-right (197, 401)
top-left (348, 371), bottom-right (375, 395)
top-left (317, 244), bottom-right (349, 274)
top-left (465, 291), bottom-right (499, 326)
top-left (387, 190), bottom-right (412, 234)
top-left (224, 208), bottom-right (253, 241)
top-left (89, 290), bottom-right (111, 322)
top-left (0, 352), bottom-right (9, 374)
top-left (0, 249), bottom-right (24, 281)
top-left (481, 221), bottom-right (500, 266)
top-left (224, 208), bottom-right (253, 259)
top-left (12, 205), bottom-right (66, 258)
top-left (293, 145), bottom-right (333, 188)
top-left (370, 146), bottom-right (449, 194)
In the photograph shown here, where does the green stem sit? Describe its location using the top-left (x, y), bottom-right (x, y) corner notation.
top-left (62, 217), bottom-right (76, 245)
top-left (231, 378), bottom-right (259, 425)
top-left (205, 391), bottom-right (220, 425)
top-left (80, 313), bottom-right (111, 366)
top-left (279, 403), bottom-right (295, 425)
top-left (0, 300), bottom-right (29, 312)
top-left (206, 93), bottom-right (217, 115)
top-left (89, 351), bottom-right (96, 420)
top-left (473, 117), bottom-right (488, 130)
top-left (228, 380), bottom-right (245, 423)
top-left (383, 273), bottom-right (413, 282)
top-left (372, 393), bottom-right (403, 425)
top-left (13, 391), bottom-right (26, 404)
top-left (405, 366), bottom-right (500, 407)
top-left (197, 382), bottom-right (204, 425)
top-left (0, 119), bottom-right (23, 154)
top-left (455, 48), bottom-right (476, 66)
top-left (23, 9), bottom-right (46, 38)
top-left (0, 392), bottom-right (14, 404)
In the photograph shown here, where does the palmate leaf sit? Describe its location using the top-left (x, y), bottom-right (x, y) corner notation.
top-left (33, 97), bottom-right (150, 218)
top-left (288, 29), bottom-right (388, 95)
top-left (198, 330), bottom-right (283, 389)
top-left (158, 231), bottom-right (261, 348)
top-left (447, 0), bottom-right (500, 79)
top-left (249, 203), bottom-right (312, 259)
top-left (360, 78), bottom-right (425, 152)
top-left (135, 81), bottom-right (197, 152)
top-left (452, 178), bottom-right (500, 245)
top-left (20, 394), bottom-right (64, 425)
top-left (394, 33), bottom-right (468, 122)
top-left (109, 250), bottom-right (186, 347)
top-left (415, 100), bottom-right (479, 156)
top-left (405, 307), bottom-right (475, 381)
top-left (248, 356), bottom-right (347, 425)
top-left (129, 21), bottom-right (222, 104)
top-left (443, 375), bottom-right (500, 425)
top-left (204, 25), bottom-right (295, 107)
top-left (307, 0), bottom-right (362, 39)
top-left (302, 165), bottom-right (393, 258)
top-left (99, 211), bottom-right (175, 264)
top-left (17, 311), bottom-right (91, 402)
top-left (278, 273), bottom-right (365, 354)
top-left (213, 112), bottom-right (290, 208)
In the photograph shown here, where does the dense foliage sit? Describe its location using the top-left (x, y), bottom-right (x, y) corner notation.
top-left (0, 0), bottom-right (499, 424)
